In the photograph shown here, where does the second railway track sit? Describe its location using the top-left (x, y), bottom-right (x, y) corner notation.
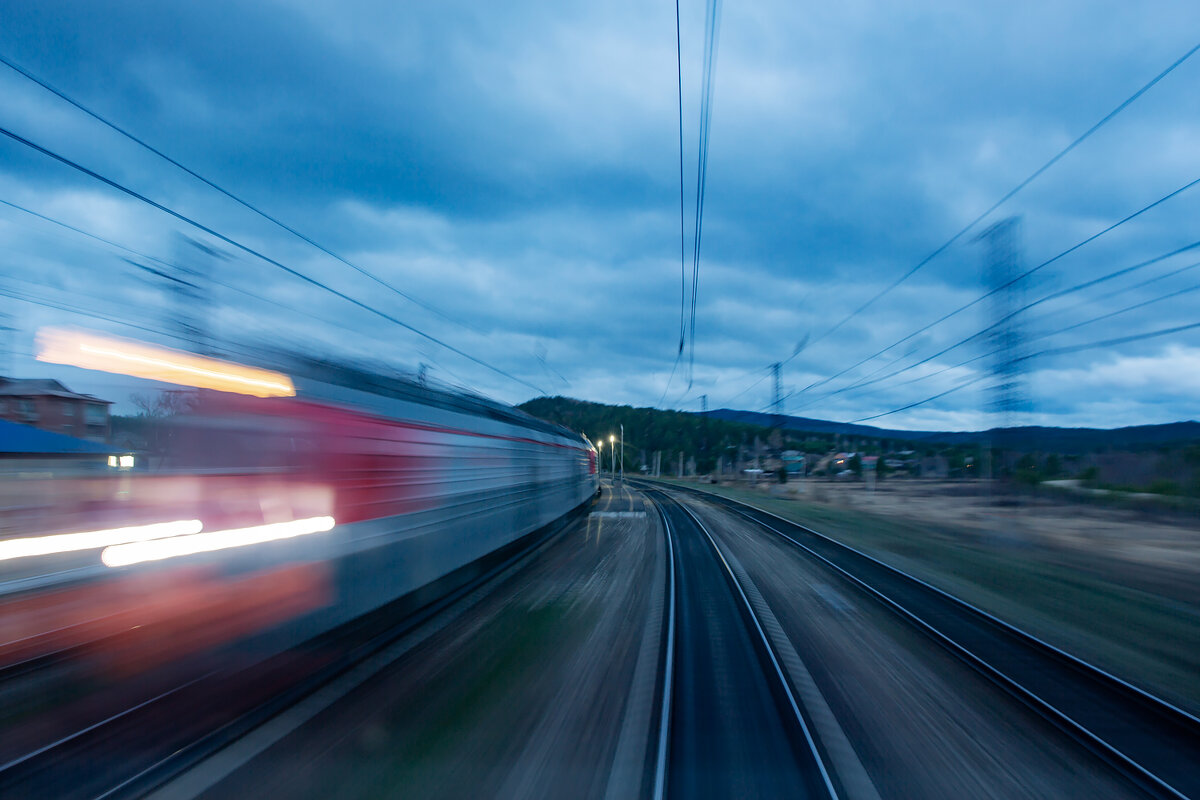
top-left (645, 488), bottom-right (838, 799)
top-left (648, 480), bottom-right (1200, 800)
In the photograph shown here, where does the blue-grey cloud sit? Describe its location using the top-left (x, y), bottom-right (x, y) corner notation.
top-left (1, 0), bottom-right (1198, 427)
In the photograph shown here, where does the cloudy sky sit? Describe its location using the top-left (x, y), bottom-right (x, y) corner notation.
top-left (1, 0), bottom-right (1198, 430)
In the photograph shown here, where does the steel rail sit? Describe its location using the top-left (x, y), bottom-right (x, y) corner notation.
top-left (644, 488), bottom-right (838, 799)
top-left (658, 482), bottom-right (1197, 800)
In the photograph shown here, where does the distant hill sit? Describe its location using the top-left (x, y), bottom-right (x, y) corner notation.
top-left (705, 408), bottom-right (1200, 451)
top-left (517, 396), bottom-right (1200, 455)
top-left (518, 396), bottom-right (806, 474)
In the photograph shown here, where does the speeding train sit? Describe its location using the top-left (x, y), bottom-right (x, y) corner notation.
top-left (1, 333), bottom-right (598, 674)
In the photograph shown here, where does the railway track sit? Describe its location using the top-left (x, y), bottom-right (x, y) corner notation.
top-left (9, 480), bottom-right (1193, 798)
top-left (650, 481), bottom-right (1200, 800)
top-left (644, 488), bottom-right (837, 799)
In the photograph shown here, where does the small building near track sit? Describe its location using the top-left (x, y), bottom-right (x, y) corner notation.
top-left (0, 377), bottom-right (112, 442)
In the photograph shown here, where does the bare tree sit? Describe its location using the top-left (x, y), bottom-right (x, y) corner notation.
top-left (130, 389), bottom-right (196, 418)
top-left (128, 390), bottom-right (197, 464)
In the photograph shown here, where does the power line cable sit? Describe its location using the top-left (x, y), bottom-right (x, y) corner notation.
top-left (720, 366), bottom-right (771, 407)
top-left (849, 318), bottom-right (1200, 423)
top-left (708, 37), bottom-right (1200, 407)
top-left (1050, 256), bottom-right (1200, 321)
top-left (0, 283), bottom-right (175, 340)
top-left (0, 124), bottom-right (545, 394)
top-left (0, 197), bottom-right (377, 340)
top-left (974, 237), bottom-right (1200, 347)
top-left (1037, 319), bottom-right (1200, 358)
top-left (794, 177), bottom-right (1200, 398)
top-left (807, 243), bottom-right (1200, 407)
top-left (833, 268), bottom-right (1200, 407)
top-left (0, 51), bottom-right (474, 333)
top-left (0, 281), bottom-right (331, 373)
top-left (1039, 280), bottom-right (1200, 339)
top-left (797, 39), bottom-right (1200, 357)
top-left (850, 374), bottom-right (988, 423)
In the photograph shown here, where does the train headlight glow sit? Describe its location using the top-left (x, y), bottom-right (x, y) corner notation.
top-left (101, 516), bottom-right (336, 567)
top-left (0, 520), bottom-right (203, 562)
top-left (36, 327), bottom-right (295, 398)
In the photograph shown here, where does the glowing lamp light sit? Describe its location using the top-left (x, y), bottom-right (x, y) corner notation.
top-left (36, 328), bottom-right (295, 398)
top-left (0, 520), bottom-right (203, 562)
top-left (101, 516), bottom-right (336, 567)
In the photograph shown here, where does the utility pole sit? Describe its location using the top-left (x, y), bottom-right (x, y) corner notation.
top-left (0, 310), bottom-right (13, 377)
top-left (170, 233), bottom-right (224, 352)
top-left (975, 217), bottom-right (1032, 542)
top-left (619, 424), bottom-right (624, 484)
top-left (975, 217), bottom-right (1028, 483)
top-left (771, 361), bottom-right (784, 465)
top-left (771, 362), bottom-right (782, 422)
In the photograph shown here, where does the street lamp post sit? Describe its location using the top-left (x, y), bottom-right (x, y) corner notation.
top-left (596, 439), bottom-right (603, 477)
top-left (609, 434), bottom-right (616, 479)
top-left (620, 424), bottom-right (624, 484)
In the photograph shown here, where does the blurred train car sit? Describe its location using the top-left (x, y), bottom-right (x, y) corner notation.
top-left (0, 348), bottom-right (598, 675)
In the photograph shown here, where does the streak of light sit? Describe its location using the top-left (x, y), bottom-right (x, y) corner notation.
top-left (0, 520), bottom-right (203, 562)
top-left (101, 516), bottom-right (336, 567)
top-left (36, 327), bottom-right (295, 397)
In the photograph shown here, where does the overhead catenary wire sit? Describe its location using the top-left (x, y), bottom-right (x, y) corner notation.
top-left (687, 0), bottom-right (722, 388)
top-left (658, 0), bottom-right (690, 408)
top-left (657, 353), bottom-right (685, 408)
top-left (0, 123), bottom-right (546, 395)
top-left (0, 50), bottom-right (476, 334)
top-left (674, 0), bottom-right (687, 355)
top-left (659, 0), bottom-right (722, 406)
